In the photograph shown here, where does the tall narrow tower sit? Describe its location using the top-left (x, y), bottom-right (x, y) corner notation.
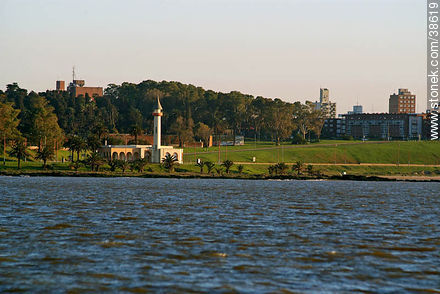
top-left (152, 96), bottom-right (163, 150)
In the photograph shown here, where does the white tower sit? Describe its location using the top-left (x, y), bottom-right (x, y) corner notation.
top-left (153, 96), bottom-right (163, 150)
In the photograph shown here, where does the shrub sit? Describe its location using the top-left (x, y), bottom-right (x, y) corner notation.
top-left (275, 162), bottom-right (288, 175)
top-left (292, 133), bottom-right (306, 145)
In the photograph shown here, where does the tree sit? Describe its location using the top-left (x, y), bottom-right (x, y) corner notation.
top-left (162, 153), bottom-right (178, 172)
top-left (292, 102), bottom-right (314, 141)
top-left (170, 116), bottom-right (194, 147)
top-left (134, 158), bottom-right (148, 172)
top-left (108, 159), bottom-right (118, 172)
top-left (74, 137), bottom-right (87, 162)
top-left (196, 160), bottom-right (204, 173)
top-left (222, 160), bottom-right (234, 174)
top-left (0, 102), bottom-right (21, 164)
top-left (117, 160), bottom-right (129, 173)
top-left (65, 135), bottom-right (86, 162)
top-left (92, 122), bottom-right (108, 140)
top-left (35, 146), bottom-right (54, 169)
top-left (24, 94), bottom-right (64, 149)
top-left (237, 164), bottom-right (244, 174)
top-left (268, 165), bottom-right (276, 176)
top-left (292, 161), bottom-right (304, 176)
top-left (310, 107), bottom-right (327, 141)
top-left (275, 162), bottom-right (288, 175)
top-left (265, 99), bottom-right (293, 145)
top-left (204, 161), bottom-right (215, 173)
top-left (130, 124), bottom-right (143, 145)
top-left (87, 134), bottom-right (101, 153)
top-left (195, 122), bottom-right (212, 150)
top-left (85, 153), bottom-right (106, 171)
top-left (8, 139), bottom-right (30, 169)
top-left (307, 164), bottom-right (314, 175)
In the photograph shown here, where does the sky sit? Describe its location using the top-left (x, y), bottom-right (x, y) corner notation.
top-left (0, 0), bottom-right (426, 114)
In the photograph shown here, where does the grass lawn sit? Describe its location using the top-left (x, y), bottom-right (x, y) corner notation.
top-left (1, 140), bottom-right (440, 178)
top-left (182, 141), bottom-right (440, 165)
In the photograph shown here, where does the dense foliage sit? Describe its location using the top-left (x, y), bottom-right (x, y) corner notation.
top-left (0, 80), bottom-right (326, 151)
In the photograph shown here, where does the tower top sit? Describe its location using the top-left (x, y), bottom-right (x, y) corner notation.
top-left (153, 96), bottom-right (163, 116)
top-left (156, 96), bottom-right (162, 110)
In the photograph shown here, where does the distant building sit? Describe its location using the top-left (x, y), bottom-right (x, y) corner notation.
top-left (67, 79), bottom-right (103, 99)
top-left (322, 118), bottom-right (346, 139)
top-left (344, 113), bottom-right (422, 140)
top-left (56, 80), bottom-right (65, 91)
top-left (348, 105), bottom-right (363, 115)
top-left (389, 89), bottom-right (416, 114)
top-left (314, 88), bottom-right (336, 118)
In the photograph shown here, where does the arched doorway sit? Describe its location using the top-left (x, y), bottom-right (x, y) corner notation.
top-left (127, 152), bottom-right (133, 161)
top-left (134, 152), bottom-right (140, 160)
top-left (112, 152), bottom-right (118, 160)
top-left (119, 152), bottom-right (126, 161)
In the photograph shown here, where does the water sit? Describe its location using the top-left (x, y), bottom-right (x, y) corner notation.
top-left (0, 177), bottom-right (439, 293)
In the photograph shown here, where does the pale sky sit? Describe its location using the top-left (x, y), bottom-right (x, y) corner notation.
top-left (0, 0), bottom-right (426, 114)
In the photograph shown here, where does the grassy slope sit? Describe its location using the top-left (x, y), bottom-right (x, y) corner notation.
top-left (1, 140), bottom-right (440, 177)
top-left (183, 141), bottom-right (440, 165)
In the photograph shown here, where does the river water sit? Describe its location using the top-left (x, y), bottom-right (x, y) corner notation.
top-left (0, 176), bottom-right (439, 293)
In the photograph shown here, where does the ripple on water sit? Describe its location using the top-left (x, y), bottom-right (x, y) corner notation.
top-left (0, 177), bottom-right (439, 292)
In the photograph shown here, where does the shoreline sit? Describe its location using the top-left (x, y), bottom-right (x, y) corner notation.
top-left (1, 169), bottom-right (440, 182)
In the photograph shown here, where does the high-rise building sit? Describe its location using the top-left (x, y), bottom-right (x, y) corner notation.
top-left (314, 88), bottom-right (336, 118)
top-left (389, 89), bottom-right (416, 114)
top-left (320, 88), bottom-right (329, 104)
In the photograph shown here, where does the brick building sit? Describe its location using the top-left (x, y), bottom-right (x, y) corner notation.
top-left (389, 89), bottom-right (416, 114)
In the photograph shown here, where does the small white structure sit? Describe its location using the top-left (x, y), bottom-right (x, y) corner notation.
top-left (99, 97), bottom-right (183, 163)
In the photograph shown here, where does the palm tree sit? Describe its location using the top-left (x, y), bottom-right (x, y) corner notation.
top-left (108, 159), bottom-right (118, 172)
top-left (134, 158), bottom-right (148, 173)
top-left (162, 153), bottom-right (178, 172)
top-left (85, 153), bottom-right (106, 171)
top-left (204, 161), bottom-right (215, 174)
top-left (196, 160), bottom-right (204, 173)
top-left (87, 134), bottom-right (101, 153)
top-left (293, 161), bottom-right (303, 176)
top-left (130, 125), bottom-right (143, 145)
top-left (8, 139), bottom-right (30, 169)
top-left (307, 164), bottom-right (314, 175)
top-left (221, 160), bottom-right (234, 174)
top-left (65, 136), bottom-right (86, 162)
top-left (268, 165), bottom-right (276, 176)
top-left (117, 160), bottom-right (129, 173)
top-left (275, 162), bottom-right (288, 175)
top-left (35, 146), bottom-right (54, 169)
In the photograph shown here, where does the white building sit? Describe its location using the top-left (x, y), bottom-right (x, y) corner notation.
top-left (99, 97), bottom-right (183, 163)
top-left (314, 88), bottom-right (337, 118)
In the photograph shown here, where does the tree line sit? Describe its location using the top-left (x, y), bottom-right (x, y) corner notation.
top-left (0, 80), bottom-right (327, 159)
